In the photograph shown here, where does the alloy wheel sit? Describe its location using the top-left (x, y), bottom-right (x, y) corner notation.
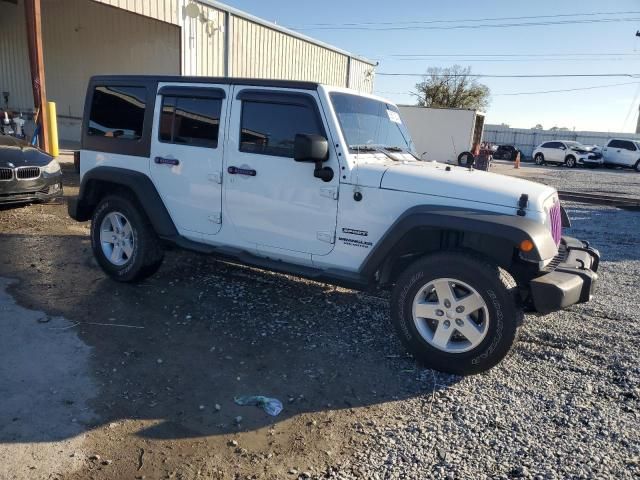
top-left (100, 211), bottom-right (135, 266)
top-left (412, 278), bottom-right (490, 353)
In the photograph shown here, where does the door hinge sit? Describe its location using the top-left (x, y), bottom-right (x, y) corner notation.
top-left (317, 231), bottom-right (335, 244)
top-left (208, 213), bottom-right (222, 224)
top-left (208, 172), bottom-right (222, 184)
top-left (320, 186), bottom-right (338, 200)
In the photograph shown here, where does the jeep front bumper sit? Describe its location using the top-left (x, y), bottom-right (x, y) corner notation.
top-left (529, 236), bottom-right (600, 314)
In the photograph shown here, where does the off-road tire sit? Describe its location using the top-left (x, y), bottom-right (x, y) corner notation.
top-left (534, 154), bottom-right (545, 166)
top-left (458, 151), bottom-right (474, 166)
top-left (391, 252), bottom-right (522, 375)
top-left (90, 194), bottom-right (164, 282)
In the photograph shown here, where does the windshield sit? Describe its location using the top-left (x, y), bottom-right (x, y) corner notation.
top-left (565, 141), bottom-right (585, 149)
top-left (329, 92), bottom-right (415, 154)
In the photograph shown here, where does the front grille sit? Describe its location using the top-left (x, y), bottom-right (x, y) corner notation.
top-left (548, 201), bottom-right (562, 246)
top-left (16, 167), bottom-right (40, 180)
top-left (0, 168), bottom-right (12, 180)
top-left (588, 153), bottom-right (602, 160)
top-left (543, 244), bottom-right (568, 272)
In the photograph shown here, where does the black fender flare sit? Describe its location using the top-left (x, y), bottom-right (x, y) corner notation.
top-left (68, 166), bottom-right (178, 237)
top-left (358, 205), bottom-right (557, 278)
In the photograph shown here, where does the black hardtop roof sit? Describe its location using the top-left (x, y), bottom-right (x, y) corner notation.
top-left (89, 75), bottom-right (320, 91)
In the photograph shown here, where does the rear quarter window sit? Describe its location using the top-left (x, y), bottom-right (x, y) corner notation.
top-left (88, 86), bottom-right (147, 140)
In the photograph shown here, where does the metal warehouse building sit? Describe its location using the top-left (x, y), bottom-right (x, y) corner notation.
top-left (0, 0), bottom-right (376, 143)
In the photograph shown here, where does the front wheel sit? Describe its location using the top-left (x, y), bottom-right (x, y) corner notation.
top-left (391, 253), bottom-right (521, 375)
top-left (565, 156), bottom-right (577, 168)
top-left (534, 154), bottom-right (545, 166)
top-left (90, 194), bottom-right (164, 282)
top-left (635, 160), bottom-right (640, 172)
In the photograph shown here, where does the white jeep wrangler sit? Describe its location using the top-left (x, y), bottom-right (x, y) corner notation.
top-left (69, 76), bottom-right (599, 375)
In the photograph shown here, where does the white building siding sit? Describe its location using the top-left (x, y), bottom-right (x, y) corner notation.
top-left (230, 16), bottom-right (349, 86)
top-left (348, 58), bottom-right (375, 94)
top-left (92, 0), bottom-right (180, 25)
top-left (181, 2), bottom-right (226, 76)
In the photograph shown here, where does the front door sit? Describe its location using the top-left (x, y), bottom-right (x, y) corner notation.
top-left (223, 86), bottom-right (340, 257)
top-left (150, 84), bottom-right (229, 236)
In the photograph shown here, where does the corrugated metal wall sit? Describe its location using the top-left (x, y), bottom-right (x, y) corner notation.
top-left (348, 58), bottom-right (375, 93)
top-left (1, 0), bottom-right (376, 141)
top-left (483, 125), bottom-right (639, 159)
top-left (230, 16), bottom-right (349, 87)
top-left (42, 0), bottom-right (180, 120)
top-left (182, 2), bottom-right (226, 76)
top-left (0, 0), bottom-right (34, 111)
top-left (92, 0), bottom-right (180, 25)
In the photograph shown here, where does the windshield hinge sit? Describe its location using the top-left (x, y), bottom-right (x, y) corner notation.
top-left (317, 231), bottom-right (335, 244)
top-left (320, 186), bottom-right (338, 200)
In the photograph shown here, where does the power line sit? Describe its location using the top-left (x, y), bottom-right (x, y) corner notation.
top-left (494, 81), bottom-right (640, 96)
top-left (375, 81), bottom-right (640, 97)
top-left (391, 57), bottom-right (637, 63)
top-left (386, 52), bottom-right (640, 58)
top-left (377, 72), bottom-right (640, 78)
top-left (292, 16), bottom-right (640, 31)
top-left (290, 10), bottom-right (640, 28)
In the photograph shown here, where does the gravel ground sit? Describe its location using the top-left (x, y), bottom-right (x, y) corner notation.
top-left (0, 160), bottom-right (638, 479)
top-left (491, 160), bottom-right (640, 198)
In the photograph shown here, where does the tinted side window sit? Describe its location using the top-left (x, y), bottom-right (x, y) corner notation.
top-left (541, 142), bottom-right (553, 148)
top-left (88, 86), bottom-right (146, 140)
top-left (159, 96), bottom-right (221, 148)
top-left (608, 140), bottom-right (624, 149)
top-left (620, 140), bottom-right (637, 151)
top-left (240, 101), bottom-right (323, 158)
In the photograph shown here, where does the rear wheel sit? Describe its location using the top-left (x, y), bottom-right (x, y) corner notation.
top-left (565, 156), bottom-right (577, 168)
top-left (90, 194), bottom-right (164, 282)
top-left (534, 154), bottom-right (545, 165)
top-left (390, 252), bottom-right (521, 375)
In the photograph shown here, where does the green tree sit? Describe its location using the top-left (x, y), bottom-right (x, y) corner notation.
top-left (413, 65), bottom-right (490, 111)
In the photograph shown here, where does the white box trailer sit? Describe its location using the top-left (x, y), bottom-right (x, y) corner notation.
top-left (399, 106), bottom-right (485, 164)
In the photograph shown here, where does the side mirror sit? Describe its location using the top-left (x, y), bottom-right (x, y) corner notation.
top-left (294, 133), bottom-right (328, 163)
top-left (294, 133), bottom-right (333, 182)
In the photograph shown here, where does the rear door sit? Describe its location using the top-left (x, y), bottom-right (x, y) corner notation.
top-left (617, 140), bottom-right (638, 166)
top-left (149, 83), bottom-right (229, 236)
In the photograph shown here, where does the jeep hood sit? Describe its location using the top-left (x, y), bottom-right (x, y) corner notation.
top-left (379, 161), bottom-right (556, 212)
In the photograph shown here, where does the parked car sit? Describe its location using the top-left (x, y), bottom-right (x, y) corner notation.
top-left (68, 75), bottom-right (599, 375)
top-left (492, 145), bottom-right (520, 161)
top-left (0, 134), bottom-right (63, 205)
top-left (532, 141), bottom-right (603, 168)
top-left (601, 138), bottom-right (640, 171)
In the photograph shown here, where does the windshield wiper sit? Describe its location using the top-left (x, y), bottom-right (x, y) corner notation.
top-left (349, 144), bottom-right (400, 161)
top-left (382, 145), bottom-right (422, 161)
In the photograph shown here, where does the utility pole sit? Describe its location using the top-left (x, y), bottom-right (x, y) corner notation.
top-left (24, 0), bottom-right (50, 151)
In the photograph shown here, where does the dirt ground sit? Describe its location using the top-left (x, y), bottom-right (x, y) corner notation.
top-left (0, 157), bottom-right (638, 480)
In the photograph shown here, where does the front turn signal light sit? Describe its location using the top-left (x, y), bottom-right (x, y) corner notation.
top-left (520, 239), bottom-right (534, 253)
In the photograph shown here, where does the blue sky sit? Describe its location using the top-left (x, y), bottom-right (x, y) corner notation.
top-left (225, 0), bottom-right (640, 132)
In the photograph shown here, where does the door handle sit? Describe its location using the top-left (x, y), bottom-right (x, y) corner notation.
top-left (154, 156), bottom-right (180, 166)
top-left (228, 166), bottom-right (256, 176)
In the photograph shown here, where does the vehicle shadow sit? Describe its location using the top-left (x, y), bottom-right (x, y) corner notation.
top-left (0, 232), bottom-right (460, 444)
